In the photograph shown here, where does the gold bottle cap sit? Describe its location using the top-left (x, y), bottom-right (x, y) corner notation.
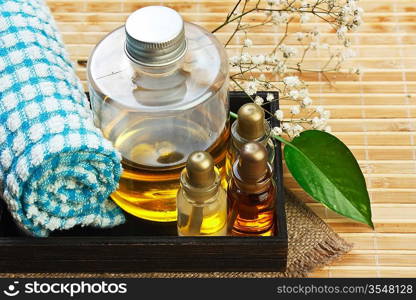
top-left (186, 151), bottom-right (216, 188)
top-left (236, 103), bottom-right (265, 140)
top-left (237, 142), bottom-right (268, 183)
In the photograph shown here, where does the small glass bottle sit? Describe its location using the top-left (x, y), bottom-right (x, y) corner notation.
top-left (228, 142), bottom-right (276, 236)
top-left (87, 6), bottom-right (229, 222)
top-left (226, 103), bottom-right (275, 179)
top-left (177, 151), bottom-right (227, 236)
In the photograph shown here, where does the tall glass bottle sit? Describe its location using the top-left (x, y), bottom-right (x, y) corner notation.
top-left (87, 6), bottom-right (229, 222)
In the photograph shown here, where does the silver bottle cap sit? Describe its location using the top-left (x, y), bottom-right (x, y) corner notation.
top-left (125, 6), bottom-right (187, 67)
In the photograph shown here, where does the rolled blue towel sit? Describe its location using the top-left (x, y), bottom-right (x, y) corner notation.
top-left (0, 0), bottom-right (125, 236)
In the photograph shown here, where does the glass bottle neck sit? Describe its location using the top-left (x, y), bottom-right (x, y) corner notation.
top-left (129, 57), bottom-right (185, 77)
top-left (231, 163), bottom-right (273, 194)
top-left (231, 120), bottom-right (271, 150)
top-left (183, 188), bottom-right (222, 206)
top-left (180, 168), bottom-right (222, 204)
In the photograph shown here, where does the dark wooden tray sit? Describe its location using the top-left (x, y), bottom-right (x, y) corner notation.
top-left (0, 91), bottom-right (287, 273)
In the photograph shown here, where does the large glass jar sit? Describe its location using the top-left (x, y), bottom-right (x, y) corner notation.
top-left (87, 6), bottom-right (229, 222)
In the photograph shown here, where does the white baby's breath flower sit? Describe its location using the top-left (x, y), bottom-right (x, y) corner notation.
top-left (292, 124), bottom-right (304, 137)
top-left (271, 126), bottom-right (283, 136)
top-left (244, 38), bottom-right (253, 47)
top-left (285, 127), bottom-right (293, 136)
top-left (254, 96), bottom-right (264, 105)
top-left (302, 97), bottom-right (312, 106)
top-left (274, 109), bottom-right (284, 120)
top-left (337, 25), bottom-right (348, 39)
top-left (315, 105), bottom-right (324, 114)
top-left (252, 54), bottom-right (265, 65)
top-left (282, 122), bottom-right (291, 131)
top-left (295, 32), bottom-right (306, 41)
top-left (265, 54), bottom-right (277, 64)
top-left (230, 55), bottom-right (240, 66)
top-left (298, 88), bottom-right (309, 99)
top-left (279, 44), bottom-right (298, 58)
top-left (353, 14), bottom-right (363, 26)
top-left (344, 38), bottom-right (352, 48)
top-left (311, 30), bottom-right (320, 43)
top-left (300, 0), bottom-right (309, 8)
top-left (290, 105), bottom-right (301, 115)
top-left (266, 93), bottom-right (275, 102)
top-left (283, 76), bottom-right (301, 87)
top-left (289, 90), bottom-right (299, 100)
top-left (349, 66), bottom-right (362, 75)
top-left (324, 125), bottom-right (332, 133)
top-left (240, 52), bottom-right (252, 64)
top-left (312, 116), bottom-right (326, 130)
top-left (311, 29), bottom-right (320, 37)
top-left (245, 80), bottom-right (257, 95)
top-left (341, 4), bottom-right (353, 15)
top-left (309, 42), bottom-right (318, 50)
top-left (321, 110), bottom-right (331, 120)
top-left (275, 61), bottom-right (288, 74)
top-left (258, 73), bottom-right (266, 82)
top-left (272, 12), bottom-right (290, 25)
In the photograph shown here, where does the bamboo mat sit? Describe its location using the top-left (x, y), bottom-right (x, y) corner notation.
top-left (47, 0), bottom-right (416, 278)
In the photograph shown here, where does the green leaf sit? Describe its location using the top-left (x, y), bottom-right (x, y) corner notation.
top-left (283, 130), bottom-right (374, 228)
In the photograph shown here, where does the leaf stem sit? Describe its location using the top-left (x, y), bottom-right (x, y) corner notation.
top-left (272, 134), bottom-right (296, 149)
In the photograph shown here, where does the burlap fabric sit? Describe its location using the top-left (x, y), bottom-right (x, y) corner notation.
top-left (1, 188), bottom-right (352, 278)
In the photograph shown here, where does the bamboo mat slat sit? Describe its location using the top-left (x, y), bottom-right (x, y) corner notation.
top-left (47, 0), bottom-right (416, 277)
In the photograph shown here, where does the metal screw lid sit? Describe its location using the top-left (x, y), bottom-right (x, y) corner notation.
top-left (125, 6), bottom-right (187, 67)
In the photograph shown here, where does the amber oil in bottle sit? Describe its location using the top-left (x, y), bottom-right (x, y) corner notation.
top-left (228, 142), bottom-right (276, 236)
top-left (111, 125), bottom-right (229, 222)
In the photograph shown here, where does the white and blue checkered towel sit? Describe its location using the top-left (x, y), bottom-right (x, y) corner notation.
top-left (0, 0), bottom-right (125, 236)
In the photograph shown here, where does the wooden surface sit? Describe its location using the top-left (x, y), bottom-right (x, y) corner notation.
top-left (47, 0), bottom-right (416, 277)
